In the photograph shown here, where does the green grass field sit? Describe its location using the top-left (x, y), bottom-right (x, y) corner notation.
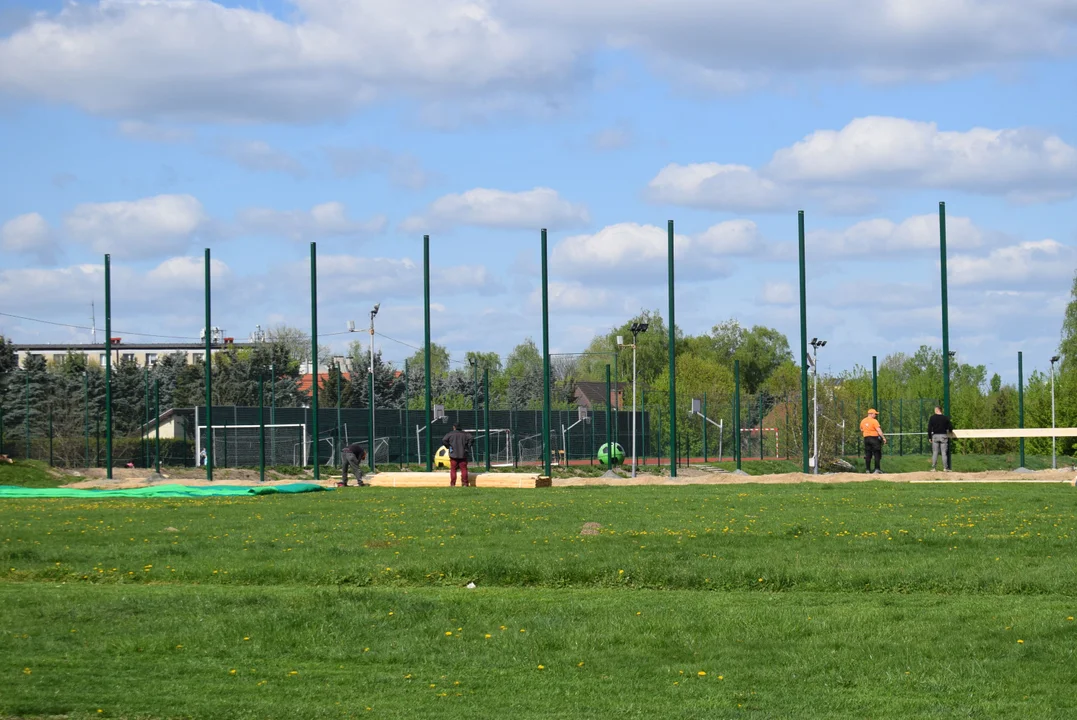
top-left (2, 471), bottom-right (1077, 718)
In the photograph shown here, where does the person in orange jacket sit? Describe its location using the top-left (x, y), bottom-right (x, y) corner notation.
top-left (860, 408), bottom-right (887, 474)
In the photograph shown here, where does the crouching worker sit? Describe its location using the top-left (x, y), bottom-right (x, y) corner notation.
top-left (339, 443), bottom-right (368, 487)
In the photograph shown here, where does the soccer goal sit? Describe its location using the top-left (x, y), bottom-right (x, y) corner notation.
top-left (472, 428), bottom-right (515, 466)
top-left (196, 423), bottom-right (307, 468)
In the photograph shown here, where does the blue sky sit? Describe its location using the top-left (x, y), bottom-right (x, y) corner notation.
top-left (1, 0), bottom-right (1075, 382)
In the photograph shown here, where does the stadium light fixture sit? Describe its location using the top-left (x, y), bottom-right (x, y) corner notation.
top-left (621, 322), bottom-right (650, 477)
top-left (809, 338), bottom-right (827, 474)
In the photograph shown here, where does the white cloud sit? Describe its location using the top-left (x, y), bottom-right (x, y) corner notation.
top-left (236, 202), bottom-right (386, 241)
top-left (0, 0), bottom-right (580, 123)
top-left (220, 140), bottom-right (305, 178)
top-left (324, 146), bottom-right (430, 189)
top-left (64, 194), bottom-right (207, 258)
top-left (527, 0), bottom-right (1076, 86)
top-left (551, 219), bottom-right (764, 280)
top-left (302, 255), bottom-right (503, 300)
top-left (809, 214), bottom-right (983, 258)
top-left (950, 239), bottom-right (1077, 287)
top-left (759, 281), bottom-right (794, 306)
top-left (539, 281), bottom-right (617, 314)
top-left (649, 117), bottom-right (1077, 210)
top-left (2, 1), bottom-right (1067, 125)
top-left (768, 117), bottom-right (1077, 201)
top-left (647, 163), bottom-right (792, 212)
top-left (145, 256), bottom-right (231, 289)
top-left (590, 125), bottom-right (633, 151)
top-left (402, 187), bottom-right (589, 232)
top-left (118, 120), bottom-right (193, 143)
top-left (1, 212), bottom-right (56, 264)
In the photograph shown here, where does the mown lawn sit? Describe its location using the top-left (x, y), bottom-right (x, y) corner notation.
top-left (2, 483), bottom-right (1077, 718)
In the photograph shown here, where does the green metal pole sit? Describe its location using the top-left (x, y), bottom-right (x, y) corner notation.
top-left (259, 374), bottom-right (265, 482)
top-left (919, 399), bottom-right (924, 455)
top-left (899, 398), bottom-right (904, 456)
top-left (144, 367), bottom-right (150, 467)
top-left (48, 405), bottom-right (53, 467)
top-left (872, 356), bottom-right (878, 411)
top-left (541, 229), bottom-right (552, 478)
top-left (759, 394), bottom-right (765, 460)
top-left (614, 345), bottom-right (619, 459)
top-left (702, 391), bottom-right (708, 462)
top-left (336, 363), bottom-right (342, 457)
top-left (642, 389), bottom-right (647, 467)
top-left (310, 241), bottom-right (320, 479)
top-left (605, 365), bottom-right (612, 467)
top-left (1018, 351), bottom-right (1025, 467)
top-left (797, 211), bottom-right (810, 474)
top-left (667, 219), bottom-right (678, 477)
top-left (404, 360), bottom-right (410, 466)
top-left (270, 362), bottom-right (276, 467)
top-left (203, 249), bottom-right (213, 480)
top-left (423, 235), bottom-right (433, 472)
top-left (734, 359), bottom-right (742, 471)
top-left (223, 416), bottom-right (228, 469)
top-left (473, 362), bottom-right (479, 433)
top-left (940, 202), bottom-right (951, 418)
top-left (368, 369), bottom-right (375, 472)
top-left (105, 253), bottom-right (113, 478)
top-left (0, 402), bottom-right (4, 457)
top-left (484, 368), bottom-right (491, 472)
top-left (154, 379), bottom-right (160, 473)
top-left (25, 370), bottom-right (31, 460)
top-left (84, 372), bottom-right (89, 468)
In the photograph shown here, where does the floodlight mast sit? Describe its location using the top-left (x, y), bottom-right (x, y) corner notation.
top-left (810, 338), bottom-right (827, 475)
top-left (1051, 355), bottom-right (1060, 469)
top-left (369, 303), bottom-right (380, 472)
top-left (621, 322), bottom-right (649, 477)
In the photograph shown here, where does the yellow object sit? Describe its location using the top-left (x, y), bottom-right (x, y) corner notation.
top-left (434, 445), bottom-right (452, 469)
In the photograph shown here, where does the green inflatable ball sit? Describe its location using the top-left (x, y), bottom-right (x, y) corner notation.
top-left (598, 442), bottom-right (625, 467)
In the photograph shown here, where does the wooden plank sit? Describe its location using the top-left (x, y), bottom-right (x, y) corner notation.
top-left (367, 472), bottom-right (548, 489)
top-left (951, 428), bottom-right (1077, 439)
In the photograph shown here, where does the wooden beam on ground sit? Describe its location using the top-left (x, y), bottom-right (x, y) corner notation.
top-left (950, 428), bottom-right (1077, 439)
top-left (367, 472), bottom-right (550, 489)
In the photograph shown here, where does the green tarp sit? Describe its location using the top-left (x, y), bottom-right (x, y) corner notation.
top-left (0, 483), bottom-right (330, 499)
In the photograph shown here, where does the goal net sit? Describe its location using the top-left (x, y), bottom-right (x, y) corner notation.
top-left (196, 423), bottom-right (307, 468)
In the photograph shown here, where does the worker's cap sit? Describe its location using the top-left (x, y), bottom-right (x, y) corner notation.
top-left (868, 408), bottom-right (879, 414)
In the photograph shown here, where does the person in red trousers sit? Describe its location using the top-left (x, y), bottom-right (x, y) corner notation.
top-left (441, 424), bottom-right (474, 487)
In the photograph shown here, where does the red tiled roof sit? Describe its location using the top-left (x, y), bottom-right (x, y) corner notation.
top-left (299, 372), bottom-right (351, 395)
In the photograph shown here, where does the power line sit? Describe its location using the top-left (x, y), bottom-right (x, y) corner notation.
top-left (0, 311), bottom-right (200, 341)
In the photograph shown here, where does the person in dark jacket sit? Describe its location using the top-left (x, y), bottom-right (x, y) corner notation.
top-left (927, 406), bottom-right (953, 472)
top-left (339, 442), bottom-right (368, 487)
top-left (441, 424), bottom-right (474, 487)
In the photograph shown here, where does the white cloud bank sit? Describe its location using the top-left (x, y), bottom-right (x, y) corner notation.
top-left (0, 1), bottom-right (1072, 122)
top-left (402, 188), bottom-right (589, 232)
top-left (648, 117), bottom-right (1077, 211)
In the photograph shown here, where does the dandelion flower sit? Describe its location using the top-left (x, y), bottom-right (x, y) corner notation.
top-left (22, 668), bottom-right (31, 675)
top-left (484, 634), bottom-right (492, 639)
top-left (1017, 639), bottom-right (1024, 644)
top-left (698, 671), bottom-right (706, 677)
top-left (445, 631), bottom-right (453, 636)
top-left (718, 675), bottom-right (724, 680)
top-left (229, 669), bottom-right (237, 675)
top-left (537, 665), bottom-right (545, 670)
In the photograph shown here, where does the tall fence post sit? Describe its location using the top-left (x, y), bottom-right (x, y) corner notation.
top-left (404, 359), bottom-right (410, 467)
top-left (203, 248), bottom-right (213, 480)
top-left (702, 391), bottom-right (708, 462)
top-left (940, 201), bottom-right (951, 417)
top-left (667, 219), bottom-right (678, 477)
top-left (310, 241), bottom-right (320, 478)
top-left (1018, 351), bottom-right (1025, 468)
top-left (872, 356), bottom-right (878, 412)
top-left (734, 360), bottom-right (742, 472)
top-left (423, 235), bottom-right (433, 472)
top-left (605, 365), bottom-right (612, 468)
top-left (48, 405), bottom-right (54, 467)
top-left (259, 374), bottom-right (265, 483)
top-left (104, 253), bottom-right (113, 477)
top-left (83, 371), bottom-right (90, 468)
top-left (154, 379), bottom-right (161, 473)
top-left (484, 367), bottom-right (491, 472)
top-left (541, 229), bottom-right (552, 478)
top-left (797, 211), bottom-right (810, 473)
